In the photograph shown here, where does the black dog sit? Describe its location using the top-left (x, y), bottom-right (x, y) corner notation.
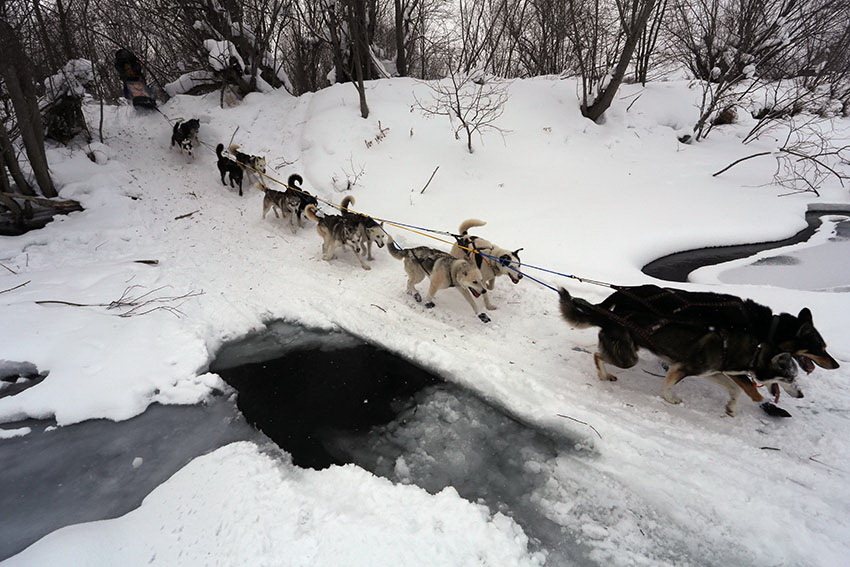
top-left (559, 284), bottom-right (839, 416)
top-left (170, 119), bottom-right (200, 159)
top-left (216, 143), bottom-right (244, 195)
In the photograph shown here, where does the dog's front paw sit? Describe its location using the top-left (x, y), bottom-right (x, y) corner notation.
top-left (662, 393), bottom-right (683, 405)
top-left (478, 313), bottom-right (491, 323)
top-left (424, 301), bottom-right (435, 309)
top-left (361, 264), bottom-right (371, 271)
top-left (761, 402), bottom-right (792, 418)
top-left (413, 292), bottom-right (422, 303)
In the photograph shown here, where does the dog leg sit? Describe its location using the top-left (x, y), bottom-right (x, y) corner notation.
top-left (725, 373), bottom-right (765, 403)
top-left (350, 245), bottom-right (372, 271)
top-left (483, 292), bottom-right (498, 311)
top-left (662, 365), bottom-right (688, 405)
top-left (704, 373), bottom-right (742, 416)
top-left (593, 352), bottom-right (618, 381)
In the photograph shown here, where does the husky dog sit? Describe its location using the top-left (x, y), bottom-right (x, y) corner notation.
top-left (229, 144), bottom-right (268, 192)
top-left (285, 174), bottom-right (317, 229)
top-left (216, 143), bottom-right (244, 194)
top-left (387, 235), bottom-right (490, 323)
top-left (304, 204), bottom-right (371, 270)
top-left (559, 284), bottom-right (839, 416)
top-left (262, 186), bottom-right (302, 233)
top-left (450, 219), bottom-right (523, 310)
top-left (340, 195), bottom-right (386, 260)
top-left (171, 119), bottom-right (200, 160)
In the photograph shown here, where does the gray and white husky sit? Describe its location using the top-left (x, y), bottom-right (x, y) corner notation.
top-left (262, 186), bottom-right (302, 233)
top-left (450, 219), bottom-right (523, 310)
top-left (305, 204), bottom-right (371, 270)
top-left (340, 195), bottom-right (386, 260)
top-left (388, 235), bottom-right (490, 323)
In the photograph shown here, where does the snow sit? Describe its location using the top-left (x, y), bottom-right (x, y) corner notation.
top-left (1, 76), bottom-right (850, 566)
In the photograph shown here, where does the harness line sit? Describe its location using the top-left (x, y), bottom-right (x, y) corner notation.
top-left (153, 107), bottom-right (616, 293)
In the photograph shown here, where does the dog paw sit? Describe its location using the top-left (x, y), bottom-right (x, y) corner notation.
top-left (424, 301), bottom-right (435, 309)
top-left (413, 292), bottom-right (422, 303)
top-left (361, 264), bottom-right (371, 271)
top-left (760, 402), bottom-right (792, 418)
top-left (478, 313), bottom-right (491, 323)
top-left (663, 394), bottom-right (683, 405)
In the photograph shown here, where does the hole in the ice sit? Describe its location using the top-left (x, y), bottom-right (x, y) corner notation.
top-left (211, 321), bottom-right (443, 469)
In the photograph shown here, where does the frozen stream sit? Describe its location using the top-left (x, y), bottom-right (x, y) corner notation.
top-left (697, 215), bottom-right (850, 291)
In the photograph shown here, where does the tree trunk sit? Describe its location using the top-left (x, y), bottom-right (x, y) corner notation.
top-left (0, 123), bottom-right (36, 197)
top-left (395, 0), bottom-right (408, 76)
top-left (582, 0), bottom-right (657, 123)
top-left (0, 20), bottom-right (58, 198)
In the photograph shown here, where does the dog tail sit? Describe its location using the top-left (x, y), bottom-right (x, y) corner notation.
top-left (341, 195), bottom-right (355, 211)
top-left (228, 144), bottom-right (241, 154)
top-left (458, 218), bottom-right (486, 235)
top-left (287, 173), bottom-right (303, 189)
top-left (171, 121), bottom-right (180, 146)
top-left (558, 288), bottom-right (605, 329)
top-left (305, 204), bottom-right (321, 223)
top-left (216, 143), bottom-right (225, 158)
top-left (386, 235), bottom-right (406, 260)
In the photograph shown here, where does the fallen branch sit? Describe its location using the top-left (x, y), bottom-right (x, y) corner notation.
top-left (0, 192), bottom-right (82, 210)
top-left (557, 413), bottom-right (602, 439)
top-left (0, 262), bottom-right (17, 274)
top-left (35, 285), bottom-right (204, 318)
top-left (712, 152), bottom-right (773, 177)
top-left (175, 210), bottom-right (199, 220)
top-left (419, 166), bottom-right (440, 194)
top-left (0, 280), bottom-right (30, 294)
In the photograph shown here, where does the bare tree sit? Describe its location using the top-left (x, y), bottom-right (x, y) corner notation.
top-left (0, 18), bottom-right (57, 198)
top-left (414, 67), bottom-right (509, 153)
top-left (567, 0), bottom-right (658, 122)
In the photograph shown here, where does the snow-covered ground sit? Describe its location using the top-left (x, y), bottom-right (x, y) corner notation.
top-left (1, 77), bottom-right (849, 566)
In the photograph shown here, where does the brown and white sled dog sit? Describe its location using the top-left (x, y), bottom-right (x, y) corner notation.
top-left (558, 284), bottom-right (839, 416)
top-left (340, 195), bottom-right (386, 260)
top-left (450, 219), bottom-right (523, 310)
top-left (262, 186), bottom-right (301, 233)
top-left (305, 204), bottom-right (371, 270)
top-left (229, 144), bottom-right (268, 189)
top-left (388, 235), bottom-right (490, 323)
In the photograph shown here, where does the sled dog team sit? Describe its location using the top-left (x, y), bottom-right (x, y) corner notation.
top-left (169, 121), bottom-right (841, 418)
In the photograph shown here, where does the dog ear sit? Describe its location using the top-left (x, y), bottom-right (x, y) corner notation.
top-left (513, 248), bottom-right (524, 256)
top-left (797, 307), bottom-right (813, 324)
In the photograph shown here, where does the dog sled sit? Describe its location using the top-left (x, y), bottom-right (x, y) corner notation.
top-left (114, 48), bottom-right (157, 109)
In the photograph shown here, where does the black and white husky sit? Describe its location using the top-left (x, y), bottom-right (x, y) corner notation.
top-left (171, 119), bottom-right (200, 160)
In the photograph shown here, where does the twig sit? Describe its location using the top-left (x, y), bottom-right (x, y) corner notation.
top-left (370, 303), bottom-right (387, 313)
top-left (134, 259), bottom-right (159, 265)
top-left (0, 280), bottom-right (30, 294)
top-left (760, 446), bottom-right (781, 451)
top-left (419, 166), bottom-right (440, 194)
top-left (809, 454), bottom-right (850, 475)
top-left (35, 286), bottom-right (204, 318)
top-left (557, 413), bottom-right (602, 439)
top-left (712, 152), bottom-right (773, 177)
top-left (175, 210), bottom-right (199, 220)
top-left (0, 262), bottom-right (17, 274)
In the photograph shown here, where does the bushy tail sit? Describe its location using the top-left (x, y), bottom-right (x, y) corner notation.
top-left (458, 218), bottom-right (486, 235)
top-left (229, 143), bottom-right (241, 154)
top-left (304, 204), bottom-right (320, 223)
top-left (287, 173), bottom-right (303, 189)
top-left (558, 288), bottom-right (604, 329)
top-left (341, 195), bottom-right (355, 211)
top-left (386, 235), bottom-right (406, 260)
top-left (216, 143), bottom-right (224, 158)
